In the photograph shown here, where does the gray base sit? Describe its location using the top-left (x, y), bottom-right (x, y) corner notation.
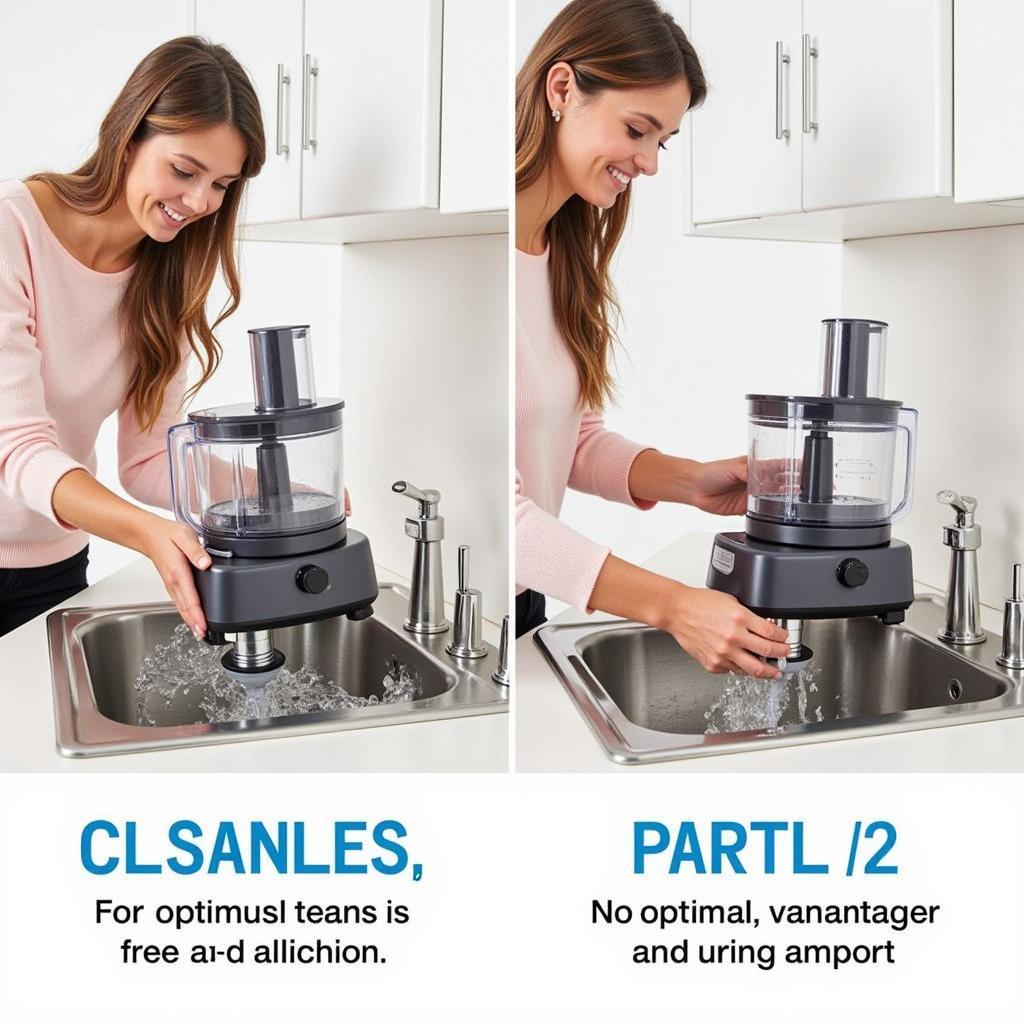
top-left (706, 531), bottom-right (914, 620)
top-left (196, 529), bottom-right (378, 633)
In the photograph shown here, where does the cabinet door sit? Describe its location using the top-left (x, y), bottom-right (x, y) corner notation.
top-left (954, 0), bottom-right (1024, 203)
top-left (802, 0), bottom-right (951, 211)
top-left (196, 0), bottom-right (303, 224)
top-left (440, 0), bottom-right (509, 213)
top-left (302, 0), bottom-right (442, 218)
top-left (690, 0), bottom-right (801, 223)
top-left (0, 2), bottom-right (193, 181)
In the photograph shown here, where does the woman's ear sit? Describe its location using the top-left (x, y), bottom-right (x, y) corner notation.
top-left (545, 61), bottom-right (574, 116)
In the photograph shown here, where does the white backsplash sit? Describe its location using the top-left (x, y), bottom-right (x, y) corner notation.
top-left (842, 224), bottom-right (1024, 612)
top-left (339, 233), bottom-right (509, 625)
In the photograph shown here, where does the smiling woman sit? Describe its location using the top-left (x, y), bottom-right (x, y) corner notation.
top-left (515, 0), bottom-right (793, 678)
top-left (0, 36), bottom-right (264, 637)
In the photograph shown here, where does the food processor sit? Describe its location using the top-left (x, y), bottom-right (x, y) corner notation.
top-left (706, 318), bottom-right (917, 664)
top-left (168, 324), bottom-right (378, 684)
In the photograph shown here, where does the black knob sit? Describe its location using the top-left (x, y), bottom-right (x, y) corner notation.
top-left (837, 558), bottom-right (869, 588)
top-left (296, 564), bottom-right (330, 594)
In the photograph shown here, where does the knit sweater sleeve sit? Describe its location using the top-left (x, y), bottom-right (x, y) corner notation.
top-left (568, 410), bottom-right (657, 510)
top-left (116, 348), bottom-right (190, 511)
top-left (515, 469), bottom-right (611, 611)
top-left (0, 210), bottom-right (89, 529)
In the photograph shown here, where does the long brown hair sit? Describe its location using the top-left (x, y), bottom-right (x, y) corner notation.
top-left (516, 0), bottom-right (705, 410)
top-left (28, 36), bottom-right (265, 430)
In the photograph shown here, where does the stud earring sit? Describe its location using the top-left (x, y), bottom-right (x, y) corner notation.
top-left (551, 109), bottom-right (562, 122)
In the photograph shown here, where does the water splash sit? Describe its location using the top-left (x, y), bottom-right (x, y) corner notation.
top-left (135, 624), bottom-right (421, 726)
top-left (704, 662), bottom-right (825, 735)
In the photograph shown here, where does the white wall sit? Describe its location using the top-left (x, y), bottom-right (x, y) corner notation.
top-left (338, 234), bottom-right (509, 625)
top-left (519, 0), bottom-right (843, 612)
top-left (842, 225), bottom-right (1024, 612)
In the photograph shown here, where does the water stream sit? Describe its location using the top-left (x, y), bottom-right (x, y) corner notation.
top-left (134, 624), bottom-right (421, 726)
top-left (704, 662), bottom-right (828, 735)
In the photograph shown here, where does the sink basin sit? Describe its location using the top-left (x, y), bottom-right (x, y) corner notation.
top-left (49, 583), bottom-right (507, 757)
top-left (535, 594), bottom-right (1023, 763)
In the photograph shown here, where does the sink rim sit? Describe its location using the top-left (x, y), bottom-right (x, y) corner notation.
top-left (534, 593), bottom-right (1024, 764)
top-left (49, 582), bottom-right (508, 758)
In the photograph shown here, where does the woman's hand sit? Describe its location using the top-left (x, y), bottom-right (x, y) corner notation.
top-left (659, 583), bottom-right (791, 679)
top-left (589, 555), bottom-right (790, 679)
top-left (628, 450), bottom-right (749, 515)
top-left (52, 470), bottom-right (213, 636)
top-left (687, 455), bottom-right (749, 515)
top-left (137, 516), bottom-right (212, 639)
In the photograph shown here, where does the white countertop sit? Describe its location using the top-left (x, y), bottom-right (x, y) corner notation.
top-left (515, 532), bottom-right (1024, 772)
top-left (0, 558), bottom-right (507, 773)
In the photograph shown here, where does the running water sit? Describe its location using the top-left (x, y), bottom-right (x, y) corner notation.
top-left (134, 624), bottom-right (421, 726)
top-left (704, 662), bottom-right (826, 734)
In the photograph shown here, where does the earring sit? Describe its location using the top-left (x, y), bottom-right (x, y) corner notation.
top-left (551, 109), bottom-right (562, 122)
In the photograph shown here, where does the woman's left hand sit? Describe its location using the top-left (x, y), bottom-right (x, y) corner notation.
top-left (688, 455), bottom-right (748, 515)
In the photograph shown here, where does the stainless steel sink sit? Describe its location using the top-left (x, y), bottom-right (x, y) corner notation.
top-left (48, 583), bottom-right (507, 757)
top-left (535, 594), bottom-right (1024, 763)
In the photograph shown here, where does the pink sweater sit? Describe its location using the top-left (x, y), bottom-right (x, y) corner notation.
top-left (0, 179), bottom-right (188, 567)
top-left (516, 246), bottom-right (654, 611)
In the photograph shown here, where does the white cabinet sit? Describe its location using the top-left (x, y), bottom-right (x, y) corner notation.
top-left (440, 0), bottom-right (509, 214)
top-left (195, 0), bottom-right (304, 224)
top-left (954, 0), bottom-right (1024, 204)
top-left (801, 0), bottom-right (950, 211)
top-left (0, 2), bottom-right (194, 181)
top-left (690, 0), bottom-right (953, 232)
top-left (197, 0), bottom-right (442, 222)
top-left (303, 0), bottom-right (441, 217)
top-left (690, 0), bottom-right (801, 223)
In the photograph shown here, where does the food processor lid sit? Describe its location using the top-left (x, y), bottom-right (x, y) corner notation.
top-left (746, 394), bottom-right (903, 424)
top-left (187, 398), bottom-right (344, 441)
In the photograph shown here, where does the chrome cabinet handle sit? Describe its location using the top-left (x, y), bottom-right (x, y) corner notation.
top-left (275, 63), bottom-right (290, 156)
top-left (802, 33), bottom-right (819, 133)
top-left (775, 41), bottom-right (790, 141)
top-left (302, 53), bottom-right (319, 151)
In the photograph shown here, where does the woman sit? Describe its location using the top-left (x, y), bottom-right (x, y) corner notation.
top-left (0, 36), bottom-right (265, 638)
top-left (516, 0), bottom-right (789, 679)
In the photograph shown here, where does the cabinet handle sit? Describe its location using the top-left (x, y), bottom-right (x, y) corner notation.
top-left (802, 33), bottom-right (819, 133)
top-left (775, 42), bottom-right (790, 141)
top-left (302, 53), bottom-right (319, 151)
top-left (276, 63), bottom-right (290, 156)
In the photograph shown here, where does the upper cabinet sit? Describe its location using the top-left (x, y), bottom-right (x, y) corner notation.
top-left (954, 0), bottom-right (1024, 205)
top-left (691, 0), bottom-right (950, 224)
top-left (194, 0), bottom-right (304, 224)
top-left (800, 0), bottom-right (950, 211)
top-left (689, 0), bottom-right (802, 223)
top-left (688, 0), bottom-right (1024, 241)
top-left (197, 0), bottom-right (442, 222)
top-left (301, 0), bottom-right (442, 218)
top-left (0, 1), bottom-right (195, 182)
top-left (196, 0), bottom-right (507, 240)
top-left (440, 0), bottom-right (510, 214)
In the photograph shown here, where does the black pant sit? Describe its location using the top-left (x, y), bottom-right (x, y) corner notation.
top-left (515, 588), bottom-right (547, 638)
top-left (0, 546), bottom-right (89, 637)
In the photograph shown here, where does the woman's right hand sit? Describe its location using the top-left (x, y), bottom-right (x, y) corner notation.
top-left (661, 585), bottom-right (791, 680)
top-left (137, 516), bottom-right (212, 639)
top-left (589, 555), bottom-right (793, 680)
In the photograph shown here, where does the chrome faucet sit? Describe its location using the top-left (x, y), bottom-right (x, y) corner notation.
top-left (937, 490), bottom-right (986, 645)
top-left (392, 480), bottom-right (449, 635)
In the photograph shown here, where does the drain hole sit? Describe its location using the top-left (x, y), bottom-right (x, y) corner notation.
top-left (948, 678), bottom-right (964, 702)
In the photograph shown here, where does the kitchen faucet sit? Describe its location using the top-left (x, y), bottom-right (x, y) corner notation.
top-left (936, 490), bottom-right (986, 645)
top-left (392, 480), bottom-right (449, 635)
